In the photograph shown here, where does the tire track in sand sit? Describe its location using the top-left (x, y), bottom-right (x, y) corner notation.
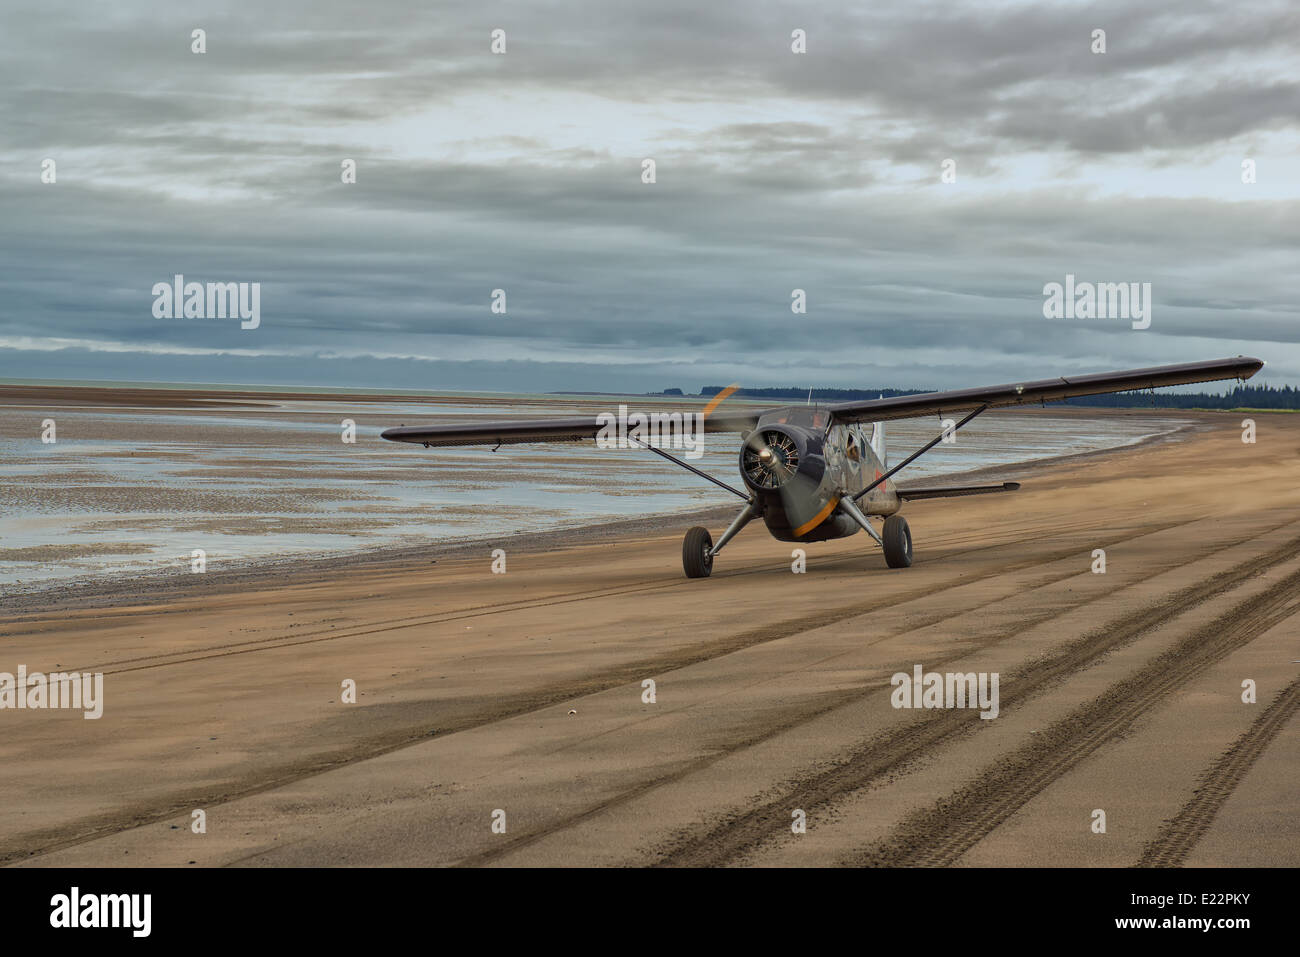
top-left (1137, 673), bottom-right (1300, 867)
top-left (846, 564), bottom-right (1300, 867)
top-left (654, 533), bottom-right (1300, 867)
top-left (463, 523), bottom-right (1300, 867)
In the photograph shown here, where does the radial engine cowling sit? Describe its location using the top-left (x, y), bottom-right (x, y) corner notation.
top-left (740, 428), bottom-right (801, 491)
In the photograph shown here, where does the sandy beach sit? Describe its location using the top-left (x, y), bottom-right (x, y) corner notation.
top-left (0, 403), bottom-right (1296, 867)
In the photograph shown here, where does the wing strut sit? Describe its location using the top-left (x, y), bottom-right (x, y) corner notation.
top-left (626, 435), bottom-right (751, 501)
top-left (852, 404), bottom-right (988, 504)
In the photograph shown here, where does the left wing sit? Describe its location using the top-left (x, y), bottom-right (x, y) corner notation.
top-left (826, 356), bottom-right (1263, 424)
top-left (382, 416), bottom-right (603, 448)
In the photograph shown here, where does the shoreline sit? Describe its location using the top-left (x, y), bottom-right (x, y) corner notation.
top-left (2, 410), bottom-right (1212, 614)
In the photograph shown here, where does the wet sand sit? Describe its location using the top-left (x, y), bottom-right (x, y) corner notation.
top-left (0, 406), bottom-right (1296, 867)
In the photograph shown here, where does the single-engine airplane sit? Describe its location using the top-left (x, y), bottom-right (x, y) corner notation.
top-left (382, 356), bottom-right (1263, 578)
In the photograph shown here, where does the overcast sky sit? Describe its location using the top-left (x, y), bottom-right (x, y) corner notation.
top-left (3, 0), bottom-right (1297, 394)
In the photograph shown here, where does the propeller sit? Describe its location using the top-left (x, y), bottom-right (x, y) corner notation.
top-left (741, 429), bottom-right (799, 489)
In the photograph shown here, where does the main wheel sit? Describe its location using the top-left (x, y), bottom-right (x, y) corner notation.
top-left (882, 515), bottom-right (913, 568)
top-left (682, 526), bottom-right (714, 578)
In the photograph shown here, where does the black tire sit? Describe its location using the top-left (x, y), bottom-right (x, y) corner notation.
top-left (882, 515), bottom-right (913, 568)
top-left (682, 526), bottom-right (713, 578)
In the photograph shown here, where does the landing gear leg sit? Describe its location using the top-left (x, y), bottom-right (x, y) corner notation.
top-left (683, 500), bottom-right (760, 579)
top-left (835, 495), bottom-right (884, 547)
top-left (838, 495), bottom-right (911, 568)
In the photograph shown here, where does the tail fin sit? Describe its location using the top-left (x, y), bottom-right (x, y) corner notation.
top-left (870, 395), bottom-right (886, 467)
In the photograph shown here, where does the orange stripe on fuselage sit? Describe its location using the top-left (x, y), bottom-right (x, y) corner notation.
top-left (794, 496), bottom-right (840, 538)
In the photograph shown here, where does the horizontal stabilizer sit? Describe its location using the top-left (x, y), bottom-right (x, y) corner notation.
top-left (896, 481), bottom-right (1021, 501)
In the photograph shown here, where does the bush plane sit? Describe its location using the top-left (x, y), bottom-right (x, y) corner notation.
top-left (382, 356), bottom-right (1263, 578)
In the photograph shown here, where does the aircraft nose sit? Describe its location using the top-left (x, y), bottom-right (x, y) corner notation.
top-left (741, 428), bottom-right (802, 491)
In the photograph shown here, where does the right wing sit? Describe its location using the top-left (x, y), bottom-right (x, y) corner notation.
top-left (380, 411), bottom-right (759, 447)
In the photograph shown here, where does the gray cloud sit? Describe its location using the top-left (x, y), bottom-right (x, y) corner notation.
top-left (1, 0), bottom-right (1297, 393)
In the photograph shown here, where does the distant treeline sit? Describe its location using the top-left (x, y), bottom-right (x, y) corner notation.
top-left (1061, 384), bottom-right (1300, 410)
top-left (697, 383), bottom-right (1300, 410)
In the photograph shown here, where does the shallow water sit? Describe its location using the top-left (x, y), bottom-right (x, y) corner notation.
top-left (0, 394), bottom-right (1190, 587)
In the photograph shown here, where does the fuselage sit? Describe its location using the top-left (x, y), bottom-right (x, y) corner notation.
top-left (737, 406), bottom-right (899, 543)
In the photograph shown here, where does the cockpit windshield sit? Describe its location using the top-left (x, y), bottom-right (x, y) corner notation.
top-left (761, 407), bottom-right (829, 430)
